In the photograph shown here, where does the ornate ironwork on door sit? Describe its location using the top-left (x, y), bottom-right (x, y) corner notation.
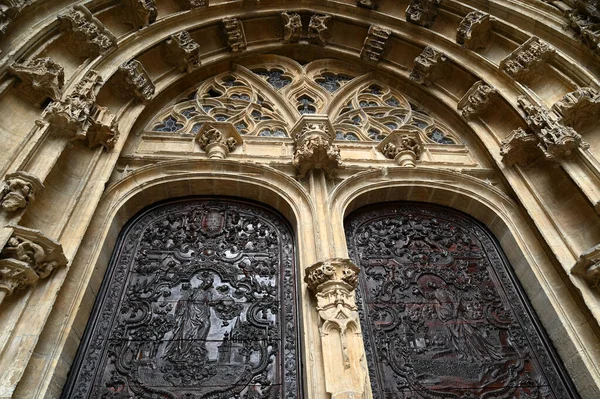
top-left (345, 202), bottom-right (579, 399)
top-left (62, 198), bottom-right (300, 399)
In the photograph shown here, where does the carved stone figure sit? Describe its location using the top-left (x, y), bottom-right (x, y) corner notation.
top-left (456, 11), bottom-right (492, 51)
top-left (457, 81), bottom-right (498, 119)
top-left (0, 171), bottom-right (43, 212)
top-left (196, 122), bottom-right (243, 159)
top-left (222, 17), bottom-right (246, 52)
top-left (552, 87), bottom-right (600, 131)
top-left (406, 0), bottom-right (441, 28)
top-left (281, 12), bottom-right (302, 43)
top-left (163, 30), bottom-right (201, 73)
top-left (377, 128), bottom-right (422, 167)
top-left (308, 14), bottom-right (332, 45)
top-left (360, 25), bottom-right (391, 63)
top-left (57, 5), bottom-right (118, 58)
top-left (8, 57), bottom-right (64, 107)
top-left (500, 36), bottom-right (555, 83)
top-left (291, 115), bottom-right (342, 177)
top-left (113, 59), bottom-right (155, 102)
top-left (409, 46), bottom-right (448, 86)
top-left (123, 0), bottom-right (157, 29)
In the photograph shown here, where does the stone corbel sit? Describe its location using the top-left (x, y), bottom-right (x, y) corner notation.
top-left (196, 122), bottom-right (243, 159)
top-left (163, 30), bottom-right (201, 73)
top-left (0, 225), bottom-right (68, 303)
top-left (305, 258), bottom-right (366, 399)
top-left (357, 0), bottom-right (379, 9)
top-left (572, 244), bottom-right (600, 293)
top-left (57, 5), bottom-right (118, 58)
top-left (409, 46), bottom-right (448, 86)
top-left (8, 57), bottom-right (65, 107)
top-left (123, 0), bottom-right (157, 29)
top-left (178, 0), bottom-right (208, 9)
top-left (500, 127), bottom-right (546, 167)
top-left (552, 87), bottom-right (600, 131)
top-left (457, 81), bottom-right (498, 119)
top-left (360, 25), bottom-right (391, 63)
top-left (308, 14), bottom-right (332, 45)
top-left (291, 115), bottom-right (343, 178)
top-left (406, 0), bottom-right (440, 28)
top-left (113, 60), bottom-right (155, 103)
top-left (377, 128), bottom-right (422, 167)
top-left (499, 37), bottom-right (555, 84)
top-left (281, 12), bottom-right (302, 43)
top-left (222, 17), bottom-right (247, 52)
top-left (456, 11), bottom-right (492, 51)
top-left (0, 172), bottom-right (44, 213)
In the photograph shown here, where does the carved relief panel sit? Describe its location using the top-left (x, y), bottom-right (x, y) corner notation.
top-left (62, 198), bottom-right (301, 399)
top-left (345, 202), bottom-right (578, 399)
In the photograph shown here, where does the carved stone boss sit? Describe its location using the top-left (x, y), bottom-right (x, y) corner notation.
top-left (360, 25), bottom-right (391, 63)
top-left (123, 0), bottom-right (157, 29)
top-left (222, 17), bottom-right (246, 52)
top-left (406, 0), bottom-right (441, 28)
top-left (573, 243), bottom-right (600, 292)
top-left (457, 81), bottom-right (498, 119)
top-left (0, 225), bottom-right (68, 300)
top-left (500, 97), bottom-right (588, 166)
top-left (8, 57), bottom-right (65, 107)
top-left (500, 37), bottom-right (555, 84)
top-left (377, 128), bottom-right (423, 167)
top-left (57, 5), bottom-right (118, 58)
top-left (0, 171), bottom-right (43, 213)
top-left (456, 11), bottom-right (492, 51)
top-left (291, 115), bottom-right (343, 178)
top-left (163, 30), bottom-right (201, 73)
top-left (45, 71), bottom-right (119, 149)
top-left (409, 46), bottom-right (448, 86)
top-left (113, 59), bottom-right (155, 102)
top-left (196, 122), bottom-right (243, 159)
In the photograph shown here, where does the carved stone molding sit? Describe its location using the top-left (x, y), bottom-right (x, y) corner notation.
top-left (57, 5), bottom-right (117, 58)
top-left (572, 244), bottom-right (600, 292)
top-left (113, 60), bottom-right (155, 102)
top-left (500, 37), bottom-right (555, 84)
top-left (377, 128), bottom-right (422, 167)
top-left (552, 87), bottom-right (600, 131)
top-left (0, 225), bottom-right (68, 297)
top-left (196, 122), bottom-right (243, 159)
top-left (500, 128), bottom-right (545, 167)
top-left (177, 0), bottom-right (208, 8)
top-left (409, 46), bottom-right (448, 86)
top-left (123, 0), bottom-right (158, 29)
top-left (45, 71), bottom-right (119, 149)
top-left (222, 17), bottom-right (246, 52)
top-left (357, 0), bottom-right (379, 9)
top-left (8, 57), bottom-right (64, 107)
top-left (0, 0), bottom-right (32, 35)
top-left (360, 25), bottom-right (391, 63)
top-left (308, 14), bottom-right (332, 45)
top-left (163, 30), bottom-right (201, 73)
top-left (0, 172), bottom-right (43, 213)
top-left (457, 81), bottom-right (498, 119)
top-left (281, 12), bottom-right (302, 43)
top-left (291, 115), bottom-right (343, 177)
top-left (456, 11), bottom-right (492, 51)
top-left (406, 0), bottom-right (440, 28)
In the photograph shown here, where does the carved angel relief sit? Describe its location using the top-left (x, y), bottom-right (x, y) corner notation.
top-left (62, 199), bottom-right (300, 399)
top-left (345, 203), bottom-right (578, 399)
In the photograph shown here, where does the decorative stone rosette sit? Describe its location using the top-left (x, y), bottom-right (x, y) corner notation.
top-left (196, 122), bottom-right (243, 159)
top-left (291, 115), bottom-right (343, 178)
top-left (377, 128), bottom-right (423, 167)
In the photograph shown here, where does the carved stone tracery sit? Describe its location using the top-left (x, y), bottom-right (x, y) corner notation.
top-left (566, 1), bottom-right (600, 57)
top-left (360, 25), bottom-right (392, 63)
top-left (456, 11), bottom-right (493, 51)
top-left (0, 171), bottom-right (43, 212)
top-left (8, 57), bottom-right (64, 107)
top-left (57, 5), bottom-right (117, 58)
top-left (409, 46), bottom-right (448, 86)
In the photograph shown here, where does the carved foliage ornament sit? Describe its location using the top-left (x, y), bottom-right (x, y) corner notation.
top-left (0, 225), bottom-right (68, 296)
top-left (409, 46), bottom-right (448, 86)
top-left (361, 25), bottom-right (392, 63)
top-left (61, 199), bottom-right (300, 399)
top-left (164, 30), bottom-right (201, 73)
top-left (406, 0), bottom-right (441, 28)
top-left (57, 5), bottom-right (117, 58)
top-left (456, 11), bottom-right (492, 51)
top-left (8, 57), bottom-right (64, 107)
top-left (345, 203), bottom-right (579, 399)
top-left (0, 171), bottom-right (43, 212)
top-left (222, 17), bottom-right (246, 52)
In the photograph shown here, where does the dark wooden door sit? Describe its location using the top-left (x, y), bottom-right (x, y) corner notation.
top-left (62, 198), bottom-right (301, 399)
top-left (345, 202), bottom-right (579, 399)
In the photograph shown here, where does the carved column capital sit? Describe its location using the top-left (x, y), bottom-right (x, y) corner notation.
top-left (8, 57), bottom-right (65, 107)
top-left (222, 17), bottom-right (246, 52)
top-left (573, 244), bottom-right (600, 292)
top-left (196, 122), bottom-right (243, 159)
top-left (57, 5), bottom-right (117, 58)
top-left (456, 11), bottom-right (492, 51)
top-left (360, 25), bottom-right (391, 63)
top-left (377, 128), bottom-right (423, 167)
top-left (0, 171), bottom-right (44, 213)
top-left (406, 0), bottom-right (440, 28)
top-left (281, 12), bottom-right (302, 43)
top-left (409, 46), bottom-right (448, 86)
top-left (305, 258), bottom-right (360, 294)
top-left (291, 115), bottom-right (343, 178)
top-left (458, 81), bottom-right (498, 119)
top-left (308, 14), bottom-right (332, 45)
top-left (163, 30), bottom-right (201, 73)
top-left (500, 37), bottom-right (555, 84)
top-left (0, 225), bottom-right (68, 296)
top-left (113, 60), bottom-right (155, 102)
top-left (123, 0), bottom-right (157, 29)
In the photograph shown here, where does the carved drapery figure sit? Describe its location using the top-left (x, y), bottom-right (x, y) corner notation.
top-left (573, 243), bottom-right (600, 292)
top-left (566, 1), bottom-right (600, 57)
top-left (123, 0), bottom-right (157, 29)
top-left (345, 203), bottom-right (579, 398)
top-left (0, 0), bottom-right (33, 35)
